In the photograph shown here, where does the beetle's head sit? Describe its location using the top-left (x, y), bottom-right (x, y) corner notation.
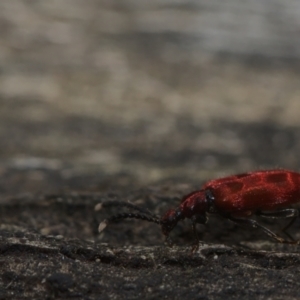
top-left (160, 209), bottom-right (183, 236)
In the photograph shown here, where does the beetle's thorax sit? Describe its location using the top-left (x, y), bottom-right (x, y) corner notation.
top-left (179, 189), bottom-right (211, 218)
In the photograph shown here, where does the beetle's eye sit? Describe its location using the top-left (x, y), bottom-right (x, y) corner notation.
top-left (205, 189), bottom-right (215, 202)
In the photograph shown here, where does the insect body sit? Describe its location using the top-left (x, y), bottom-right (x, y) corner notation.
top-left (97, 170), bottom-right (300, 244)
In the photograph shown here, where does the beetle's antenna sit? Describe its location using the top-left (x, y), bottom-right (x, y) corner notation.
top-left (95, 201), bottom-right (158, 218)
top-left (98, 213), bottom-right (161, 232)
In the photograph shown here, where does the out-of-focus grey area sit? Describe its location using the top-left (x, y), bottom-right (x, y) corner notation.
top-left (1, 0), bottom-right (300, 195)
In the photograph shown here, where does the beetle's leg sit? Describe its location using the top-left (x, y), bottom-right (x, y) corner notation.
top-left (192, 222), bottom-right (200, 243)
top-left (190, 215), bottom-right (207, 252)
top-left (191, 214), bottom-right (207, 242)
top-left (256, 209), bottom-right (299, 241)
top-left (228, 216), bottom-right (298, 244)
top-left (165, 235), bottom-right (174, 247)
top-left (256, 209), bottom-right (299, 219)
top-left (282, 217), bottom-right (297, 233)
top-left (189, 222), bottom-right (199, 252)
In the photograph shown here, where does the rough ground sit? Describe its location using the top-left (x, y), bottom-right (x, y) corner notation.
top-left (1, 1), bottom-right (300, 299)
top-left (1, 189), bottom-right (300, 299)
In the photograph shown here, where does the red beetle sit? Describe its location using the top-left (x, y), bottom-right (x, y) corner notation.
top-left (96, 170), bottom-right (300, 244)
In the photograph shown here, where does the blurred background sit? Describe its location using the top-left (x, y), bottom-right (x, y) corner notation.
top-left (1, 0), bottom-right (300, 196)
